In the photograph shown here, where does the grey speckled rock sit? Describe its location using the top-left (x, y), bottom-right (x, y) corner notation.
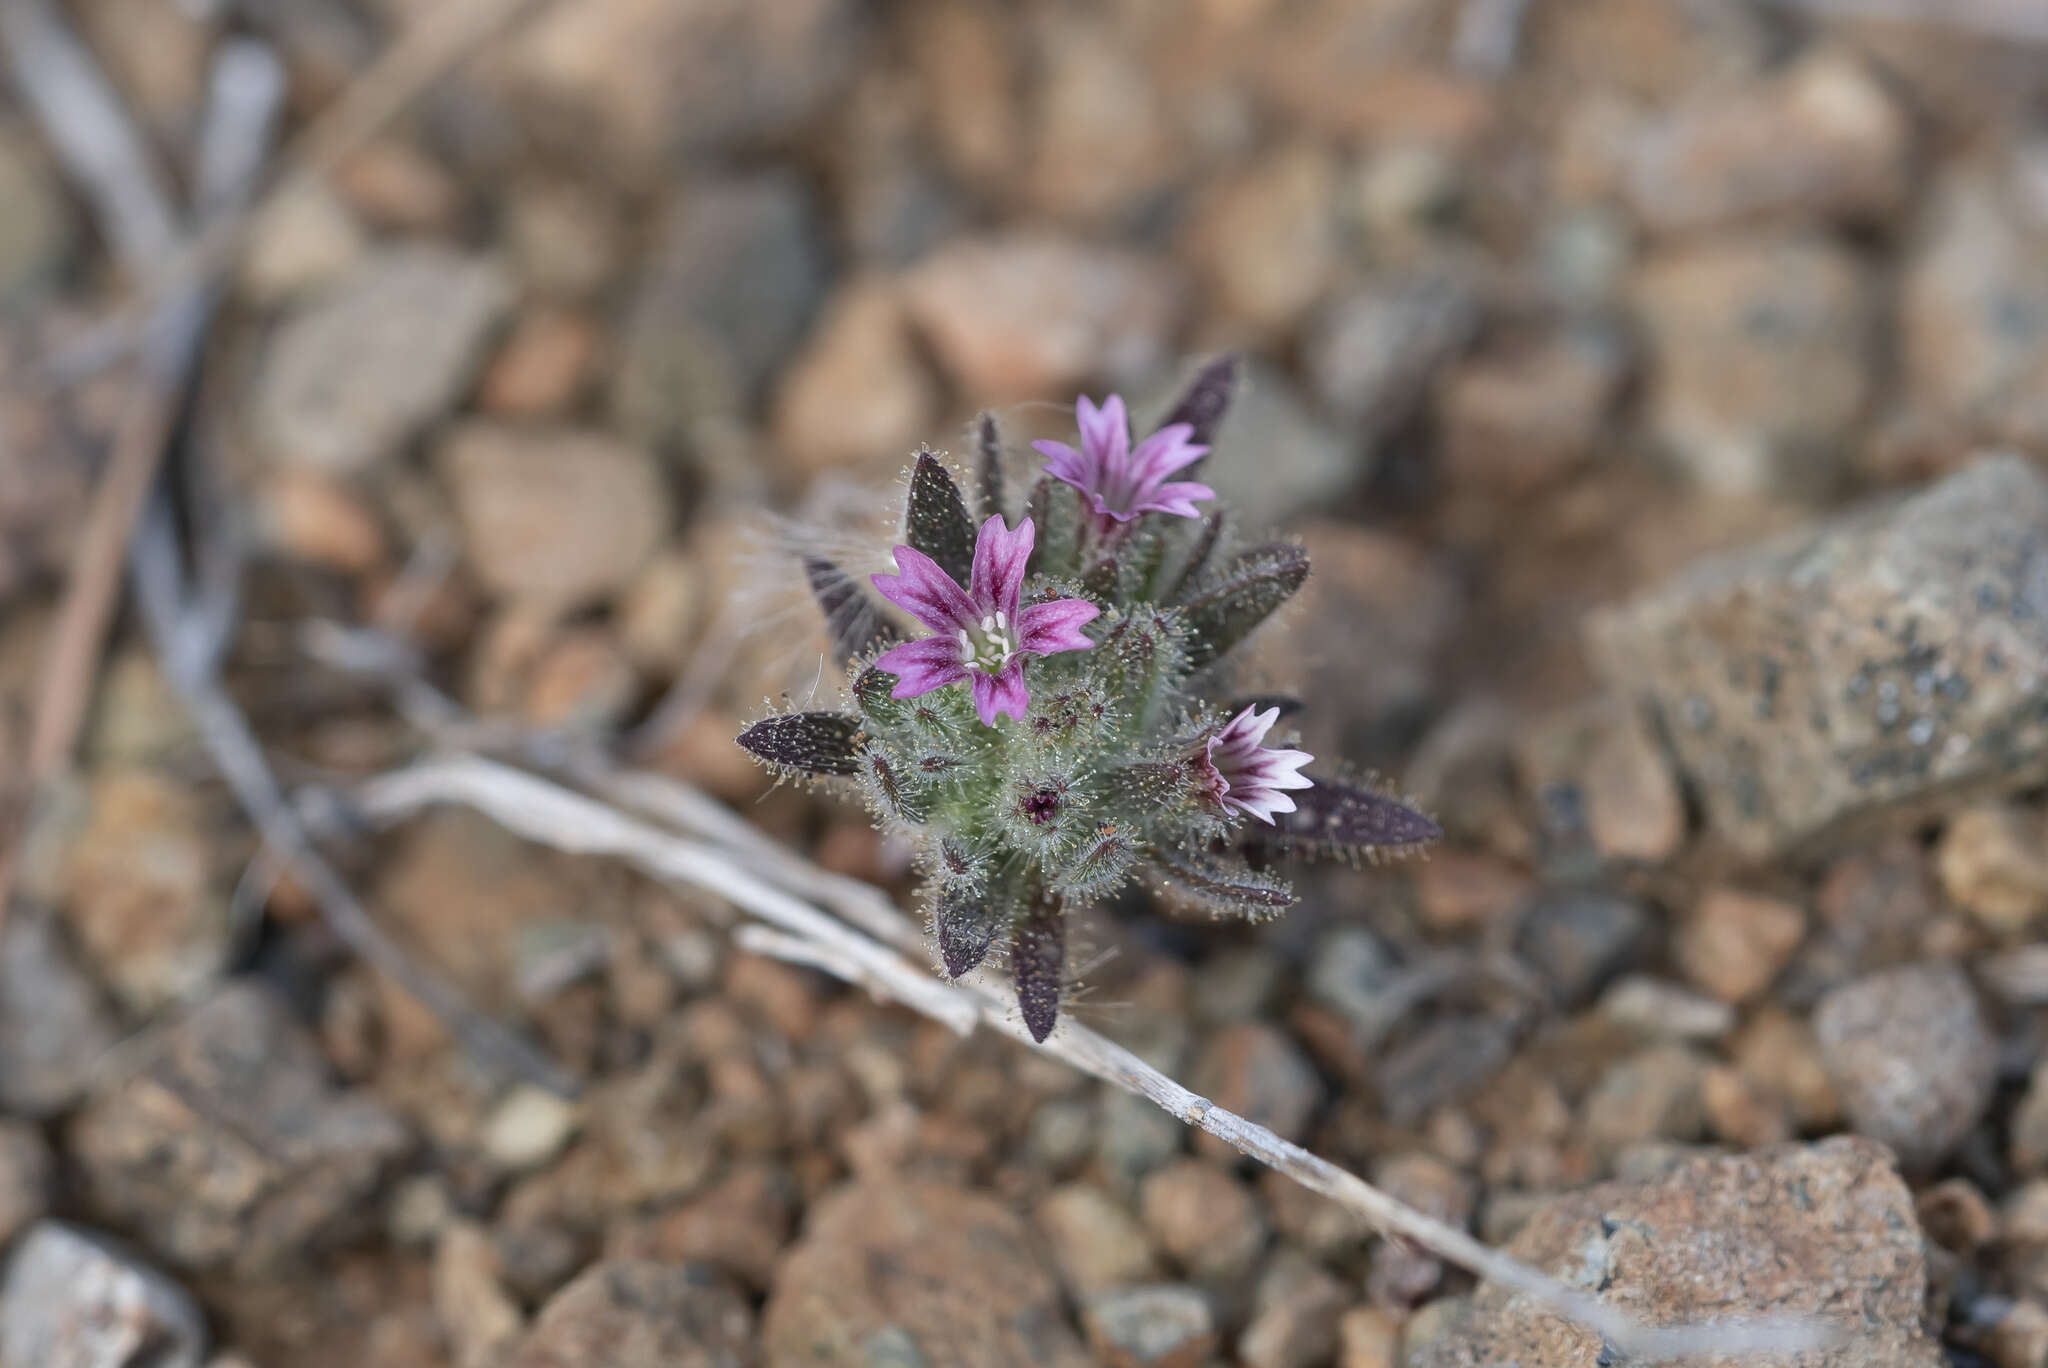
top-left (1407, 1137), bottom-right (1942, 1368)
top-left (1813, 962), bottom-right (1996, 1170)
top-left (505, 1262), bottom-right (755, 1368)
top-left (1590, 454), bottom-right (2048, 857)
top-left (0, 1221), bottom-right (207, 1368)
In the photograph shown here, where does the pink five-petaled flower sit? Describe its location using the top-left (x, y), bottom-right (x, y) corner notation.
top-left (870, 515), bottom-right (1100, 727)
top-left (1031, 394), bottom-right (1214, 534)
top-left (1198, 704), bottom-right (1315, 824)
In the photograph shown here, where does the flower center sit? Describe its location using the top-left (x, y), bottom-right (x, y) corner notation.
top-left (955, 611), bottom-right (1016, 674)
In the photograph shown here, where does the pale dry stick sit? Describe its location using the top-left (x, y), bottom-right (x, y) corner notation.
top-left (1768, 0), bottom-right (2048, 41)
top-left (363, 754), bottom-right (1836, 1364)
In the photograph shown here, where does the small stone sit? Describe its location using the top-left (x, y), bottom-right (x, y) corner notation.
top-left (1375, 1015), bottom-right (1518, 1125)
top-left (438, 423), bottom-right (669, 609)
top-left (0, 1222), bottom-right (207, 1368)
top-left (81, 649), bottom-right (197, 768)
top-left (771, 275), bottom-right (939, 488)
top-left (1189, 947), bottom-right (1285, 1028)
top-left (1732, 1006), bottom-right (1841, 1132)
top-left (387, 1174), bottom-right (454, 1248)
top-left (478, 307), bottom-right (600, 418)
top-left (1510, 886), bottom-right (1648, 1008)
top-left (608, 1160), bottom-right (794, 1290)
top-left (1814, 962), bottom-right (1996, 1169)
top-left (1367, 1155), bottom-right (1474, 1307)
top-left (67, 983), bottom-right (409, 1272)
top-left (1676, 887), bottom-right (1807, 1003)
top-left (0, 902), bottom-right (121, 1117)
top-left (1306, 271), bottom-right (1481, 442)
top-left (236, 176), bottom-right (364, 305)
top-left (483, 1084), bottom-right (582, 1172)
top-left (616, 547), bottom-right (703, 675)
top-left (1338, 1306), bottom-right (1402, 1368)
top-left (504, 1261), bottom-right (754, 1368)
top-left (506, 178), bottom-right (621, 299)
top-left (1589, 456), bottom-right (2048, 857)
top-left (521, 628), bottom-right (639, 731)
top-left (1582, 1043), bottom-right (1710, 1155)
top-left (1415, 851), bottom-right (1532, 933)
top-left (1632, 229), bottom-right (1874, 497)
top-left (1623, 48), bottom-right (1910, 233)
top-left (2010, 1060), bottom-right (2048, 1177)
top-left (1900, 173), bottom-right (2048, 433)
top-left (1302, 927), bottom-right (1401, 1037)
top-left (435, 1222), bottom-right (524, 1368)
top-left (252, 245), bottom-right (512, 474)
top-left (1916, 1177), bottom-right (1997, 1253)
top-left (1190, 1023), bottom-right (1323, 1163)
top-left (1021, 13), bottom-right (1182, 227)
top-left (1082, 1285), bottom-right (1216, 1368)
top-left (1183, 144), bottom-right (1338, 340)
top-left (1597, 976), bottom-right (1736, 1042)
top-left (1438, 328), bottom-right (1624, 496)
top-left (1258, 1170), bottom-right (1374, 1259)
top-left (1939, 804), bottom-right (2048, 934)
top-left (1240, 1251), bottom-right (1349, 1368)
top-left (1140, 1158), bottom-right (1266, 1283)
top-left (0, 121), bottom-right (72, 302)
top-left (1512, 696), bottom-right (1685, 866)
top-left (1792, 838), bottom-right (1937, 1002)
top-left (1406, 1138), bottom-right (1942, 1368)
top-left (0, 1121), bottom-right (52, 1247)
top-left (1037, 1183), bottom-right (1161, 1298)
top-left (1701, 1063), bottom-right (1793, 1148)
top-left (762, 1180), bottom-right (1089, 1366)
top-left (63, 769), bottom-right (228, 1013)
top-left (1098, 1087), bottom-right (1189, 1192)
top-left (1984, 1300), bottom-right (2048, 1368)
top-left (901, 232), bottom-right (1181, 401)
top-left (257, 469), bottom-right (387, 574)
top-left (333, 139), bottom-right (462, 232)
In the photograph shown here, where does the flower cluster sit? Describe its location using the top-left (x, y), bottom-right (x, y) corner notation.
top-left (740, 359), bottom-right (1439, 1040)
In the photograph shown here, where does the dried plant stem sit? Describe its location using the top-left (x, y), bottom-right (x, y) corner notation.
top-left (351, 752), bottom-right (1834, 1364)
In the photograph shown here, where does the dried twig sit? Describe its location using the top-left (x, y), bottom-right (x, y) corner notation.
top-left (351, 752), bottom-right (1837, 1363)
top-left (1768, 0), bottom-right (2048, 42)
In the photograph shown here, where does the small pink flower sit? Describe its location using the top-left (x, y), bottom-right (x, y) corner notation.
top-left (1198, 705), bottom-right (1314, 824)
top-left (1032, 394), bottom-right (1214, 534)
top-left (871, 515), bottom-right (1100, 726)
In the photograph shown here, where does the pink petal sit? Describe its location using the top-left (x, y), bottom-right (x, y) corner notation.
top-left (1218, 705), bottom-right (1278, 751)
top-left (1032, 439), bottom-right (1097, 491)
top-left (1077, 394), bottom-right (1129, 468)
top-left (1127, 424), bottom-right (1207, 485)
top-left (1136, 480), bottom-right (1216, 520)
top-left (971, 660), bottom-right (1030, 725)
top-left (871, 544), bottom-right (976, 635)
top-left (1224, 790), bottom-right (1299, 824)
top-left (1017, 598), bottom-right (1099, 656)
top-left (970, 515), bottom-right (1034, 620)
top-left (873, 636), bottom-right (969, 699)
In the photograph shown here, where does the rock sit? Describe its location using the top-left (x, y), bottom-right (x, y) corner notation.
top-left (2010, 1060), bottom-right (2048, 1177)
top-left (1588, 456), bottom-right (2048, 857)
top-left (1406, 1138), bottom-right (1943, 1368)
top-left (617, 547), bottom-right (704, 675)
top-left (0, 1121), bottom-right (51, 1247)
top-left (332, 139), bottom-right (462, 233)
top-left (1184, 362), bottom-right (1357, 531)
top-left (1081, 1285), bottom-right (1216, 1368)
top-left (256, 470), bottom-right (388, 574)
top-left (1733, 1006), bottom-right (1842, 1133)
top-left (1900, 173), bottom-right (2048, 434)
top-left (1582, 1044), bottom-right (1710, 1155)
top-left (0, 1222), bottom-right (207, 1368)
top-left (1624, 49), bottom-right (1910, 234)
top-left (1916, 1177), bottom-right (1996, 1254)
top-left (0, 901), bottom-right (121, 1118)
top-left (1338, 1307), bottom-right (1402, 1368)
top-left (521, 628), bottom-right (639, 731)
top-left (1189, 946), bottom-right (1286, 1027)
top-left (771, 276), bottom-right (939, 487)
top-left (1813, 962), bottom-right (1995, 1169)
top-left (1366, 1155), bottom-right (1474, 1306)
top-left (0, 121), bottom-right (71, 302)
top-left (1597, 976), bottom-right (1736, 1042)
top-left (1788, 837), bottom-right (1938, 1004)
top-left (1700, 1063), bottom-right (1794, 1148)
top-left (1190, 1023), bottom-right (1323, 1163)
top-left (477, 307), bottom-right (600, 418)
top-left (1438, 327), bottom-right (1625, 497)
top-left (612, 176), bottom-right (828, 462)
top-left (1305, 272), bottom-right (1482, 442)
top-left (1037, 1182), bottom-right (1160, 1297)
top-left (1259, 1169), bottom-right (1375, 1260)
top-left (1140, 1158), bottom-right (1267, 1283)
top-left (438, 423), bottom-right (670, 609)
top-left (505, 1261), bottom-right (755, 1368)
top-left (67, 982), bottom-right (409, 1273)
top-left (237, 177), bottom-right (365, 304)
top-left (1240, 1251), bottom-right (1349, 1368)
top-left (434, 1222), bottom-right (524, 1368)
top-left (1098, 1087), bottom-right (1189, 1192)
top-left (252, 245), bottom-right (512, 474)
top-left (1415, 851), bottom-right (1531, 934)
top-left (1022, 13), bottom-right (1183, 226)
top-left (483, 1084), bottom-right (582, 1173)
top-left (607, 1160), bottom-right (795, 1290)
top-left (762, 1180), bottom-right (1089, 1367)
top-left (1303, 926), bottom-right (1401, 1035)
top-left (1510, 886), bottom-right (1649, 1008)
top-left (1939, 804), bottom-right (2048, 934)
top-left (1375, 1015), bottom-right (1518, 1125)
top-left (503, 0), bottom-right (857, 175)
top-left (1675, 887), bottom-right (1807, 1003)
top-left (901, 232), bottom-right (1181, 401)
top-left (1513, 696), bottom-right (1686, 866)
top-left (506, 178), bottom-right (622, 300)
top-left (1025, 1097), bottom-right (1097, 1172)
top-left (1183, 144), bottom-right (1339, 341)
top-left (1983, 1299), bottom-right (2048, 1368)
top-left (62, 769), bottom-right (226, 1014)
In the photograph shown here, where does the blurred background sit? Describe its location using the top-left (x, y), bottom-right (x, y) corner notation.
top-left (6, 0), bottom-right (2048, 1365)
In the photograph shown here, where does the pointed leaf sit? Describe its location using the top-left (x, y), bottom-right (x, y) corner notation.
top-left (1146, 844), bottom-right (1296, 921)
top-left (906, 449), bottom-right (976, 587)
top-left (1181, 542), bottom-right (1309, 670)
top-left (1254, 777), bottom-right (1442, 855)
top-left (1053, 821), bottom-right (1137, 900)
top-left (1025, 475), bottom-right (1083, 579)
top-left (934, 884), bottom-right (1001, 978)
top-left (852, 665), bottom-right (910, 727)
top-left (1159, 354), bottom-right (1240, 470)
top-left (863, 748), bottom-right (930, 823)
top-left (1108, 760), bottom-right (1197, 815)
top-left (1012, 900), bottom-right (1066, 1042)
top-left (1164, 509), bottom-right (1228, 605)
top-left (806, 557), bottom-right (898, 666)
top-left (736, 712), bottom-right (863, 776)
top-left (974, 411), bottom-right (1006, 522)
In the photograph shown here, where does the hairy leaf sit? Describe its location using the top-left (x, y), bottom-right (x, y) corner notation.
top-left (1025, 474), bottom-right (1084, 579)
top-left (1253, 777), bottom-right (1442, 855)
top-left (805, 557), bottom-right (898, 666)
top-left (906, 449), bottom-right (976, 586)
top-left (934, 884), bottom-right (1002, 978)
top-left (1163, 509), bottom-right (1228, 605)
top-left (863, 748), bottom-right (931, 824)
top-left (974, 411), bottom-right (1005, 522)
top-left (1054, 822), bottom-right (1137, 900)
top-left (1107, 760), bottom-right (1196, 815)
top-left (1147, 844), bottom-right (1296, 920)
top-left (1158, 354), bottom-right (1240, 465)
top-left (1012, 900), bottom-right (1066, 1042)
top-left (736, 712), bottom-right (863, 776)
top-left (1081, 555), bottom-right (1121, 603)
top-left (1181, 542), bottom-right (1309, 670)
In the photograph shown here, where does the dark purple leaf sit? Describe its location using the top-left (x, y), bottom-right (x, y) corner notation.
top-left (934, 885), bottom-right (1001, 978)
top-left (1012, 900), bottom-right (1066, 1043)
top-left (805, 557), bottom-right (897, 666)
top-left (974, 411), bottom-right (1005, 523)
top-left (1262, 776), bottom-right (1442, 852)
top-left (1147, 843), bottom-right (1296, 919)
top-left (1181, 542), bottom-right (1309, 670)
top-left (736, 712), bottom-right (863, 776)
top-left (1164, 509), bottom-right (1227, 604)
top-left (906, 449), bottom-right (975, 587)
top-left (1159, 354), bottom-right (1240, 452)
